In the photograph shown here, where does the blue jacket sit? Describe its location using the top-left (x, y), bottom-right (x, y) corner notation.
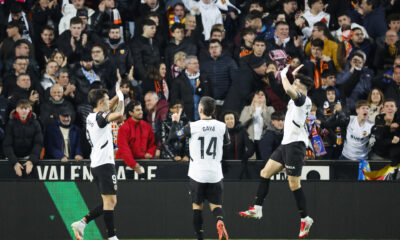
top-left (363, 7), bottom-right (387, 40)
top-left (45, 121), bottom-right (82, 160)
top-left (336, 65), bottom-right (373, 112)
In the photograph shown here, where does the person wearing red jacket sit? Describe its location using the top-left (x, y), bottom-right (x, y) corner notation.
top-left (116, 101), bottom-right (157, 168)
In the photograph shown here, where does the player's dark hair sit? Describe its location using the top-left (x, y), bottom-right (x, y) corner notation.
top-left (254, 37), bottom-right (266, 44)
top-left (271, 111), bottom-right (285, 121)
top-left (311, 38), bottom-right (324, 49)
top-left (388, 13), bottom-right (400, 23)
top-left (221, 110), bottom-right (239, 125)
top-left (88, 89), bottom-right (108, 108)
top-left (295, 73), bottom-right (314, 91)
top-left (325, 86), bottom-right (336, 93)
top-left (89, 81), bottom-right (104, 90)
top-left (338, 12), bottom-right (350, 19)
top-left (171, 23), bottom-right (185, 33)
top-left (355, 100), bottom-right (369, 109)
top-left (199, 96), bottom-right (216, 117)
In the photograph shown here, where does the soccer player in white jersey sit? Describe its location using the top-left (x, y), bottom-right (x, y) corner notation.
top-left (239, 65), bottom-right (315, 238)
top-left (168, 96), bottom-right (230, 240)
top-left (71, 86), bottom-right (143, 240)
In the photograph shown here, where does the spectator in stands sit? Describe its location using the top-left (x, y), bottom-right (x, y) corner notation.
top-left (31, 0), bottom-right (61, 39)
top-left (130, 19), bottom-right (161, 81)
top-left (305, 22), bottom-right (341, 71)
top-left (317, 86), bottom-right (349, 159)
top-left (239, 90), bottom-right (275, 159)
top-left (376, 55), bottom-right (400, 91)
top-left (258, 111), bottom-right (284, 161)
top-left (385, 66), bottom-right (400, 108)
top-left (303, 38), bottom-right (336, 89)
top-left (260, 61), bottom-right (288, 112)
top-left (3, 99), bottom-right (43, 177)
top-left (165, 23), bottom-right (197, 73)
top-left (370, 99), bottom-right (400, 164)
top-left (50, 50), bottom-right (68, 68)
top-left (300, 0), bottom-right (330, 40)
top-left (8, 73), bottom-right (40, 114)
top-left (58, 0), bottom-right (94, 34)
top-left (281, 0), bottom-right (298, 29)
top-left (144, 91), bottom-right (168, 146)
top-left (359, 0), bottom-right (388, 40)
top-left (184, 14), bottom-right (201, 42)
top-left (91, 0), bottom-right (123, 39)
top-left (200, 39), bottom-right (237, 105)
top-left (349, 27), bottom-right (372, 62)
top-left (167, 3), bottom-right (186, 28)
top-left (160, 100), bottom-right (189, 161)
top-left (310, 70), bottom-right (340, 108)
top-left (169, 51), bottom-right (187, 82)
top-left (373, 29), bottom-right (400, 71)
top-left (73, 53), bottom-right (100, 104)
top-left (105, 25), bottom-right (133, 78)
top-left (44, 107), bottom-right (83, 162)
top-left (170, 55), bottom-right (210, 121)
top-left (52, 68), bottom-right (77, 104)
top-left (367, 88), bottom-right (384, 123)
top-left (239, 37), bottom-right (266, 68)
top-left (234, 28), bottom-right (256, 62)
top-left (4, 39), bottom-right (40, 77)
top-left (340, 100), bottom-right (374, 161)
top-left (388, 13), bottom-right (400, 38)
top-left (57, 17), bottom-right (88, 64)
top-left (265, 21), bottom-right (303, 61)
top-left (91, 44), bottom-right (117, 94)
top-left (182, 0), bottom-right (224, 41)
top-left (35, 26), bottom-right (57, 69)
top-left (0, 21), bottom-right (23, 63)
top-left (3, 56), bottom-right (31, 97)
top-left (116, 101), bottom-right (157, 164)
top-left (40, 60), bottom-right (59, 91)
top-left (334, 13), bottom-right (369, 41)
top-left (199, 28), bottom-right (233, 61)
top-left (222, 110), bottom-right (254, 178)
top-left (142, 63), bottom-right (169, 100)
top-left (40, 84), bottom-right (75, 129)
top-left (9, 2), bottom-right (33, 42)
top-left (337, 51), bottom-right (373, 112)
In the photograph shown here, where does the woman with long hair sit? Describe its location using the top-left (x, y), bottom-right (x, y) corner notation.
top-left (367, 88), bottom-right (384, 123)
top-left (143, 62), bottom-right (169, 100)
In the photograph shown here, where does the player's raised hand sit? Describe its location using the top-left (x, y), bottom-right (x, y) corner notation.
top-left (292, 64), bottom-right (304, 77)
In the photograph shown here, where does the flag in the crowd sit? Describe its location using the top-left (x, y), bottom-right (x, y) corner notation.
top-left (363, 164), bottom-right (400, 180)
top-left (358, 158), bottom-right (370, 180)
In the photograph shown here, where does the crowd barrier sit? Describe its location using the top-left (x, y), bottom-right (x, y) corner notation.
top-left (0, 159), bottom-right (393, 180)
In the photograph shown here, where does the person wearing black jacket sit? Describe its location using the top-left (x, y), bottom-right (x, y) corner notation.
top-left (3, 99), bottom-right (43, 178)
top-left (160, 101), bottom-right (189, 161)
top-left (91, 0), bottom-right (123, 39)
top-left (222, 111), bottom-right (254, 179)
top-left (56, 17), bottom-right (88, 64)
top-left (130, 19), bottom-right (162, 81)
top-left (258, 111), bottom-right (284, 161)
top-left (91, 44), bottom-right (117, 95)
top-left (370, 99), bottom-right (400, 165)
top-left (72, 53), bottom-right (100, 105)
top-left (34, 26), bottom-right (58, 70)
top-left (7, 73), bottom-right (41, 115)
top-left (170, 56), bottom-right (210, 121)
top-left (105, 25), bottom-right (134, 78)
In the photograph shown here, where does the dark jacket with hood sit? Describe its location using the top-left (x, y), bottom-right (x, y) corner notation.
top-left (160, 111), bottom-right (189, 159)
top-left (39, 97), bottom-right (75, 130)
top-left (3, 110), bottom-right (43, 165)
top-left (44, 120), bottom-right (82, 160)
top-left (223, 122), bottom-right (254, 162)
top-left (105, 38), bottom-right (134, 77)
top-left (258, 125), bottom-right (283, 161)
top-left (130, 35), bottom-right (162, 80)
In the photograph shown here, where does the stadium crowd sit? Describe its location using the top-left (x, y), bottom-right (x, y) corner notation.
top-left (0, 0), bottom-right (399, 177)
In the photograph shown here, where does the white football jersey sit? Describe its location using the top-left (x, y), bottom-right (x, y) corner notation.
top-left (342, 116), bottom-right (374, 160)
top-left (185, 119), bottom-right (228, 183)
top-left (282, 93), bottom-right (312, 145)
top-left (86, 112), bottom-right (115, 168)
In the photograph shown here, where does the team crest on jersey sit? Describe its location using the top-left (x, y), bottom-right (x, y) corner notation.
top-left (362, 131), bottom-right (367, 137)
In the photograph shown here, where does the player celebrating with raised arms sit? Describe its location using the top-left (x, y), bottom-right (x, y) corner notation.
top-left (71, 84), bottom-right (143, 240)
top-left (168, 96), bottom-right (230, 240)
top-left (239, 65), bottom-right (314, 238)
